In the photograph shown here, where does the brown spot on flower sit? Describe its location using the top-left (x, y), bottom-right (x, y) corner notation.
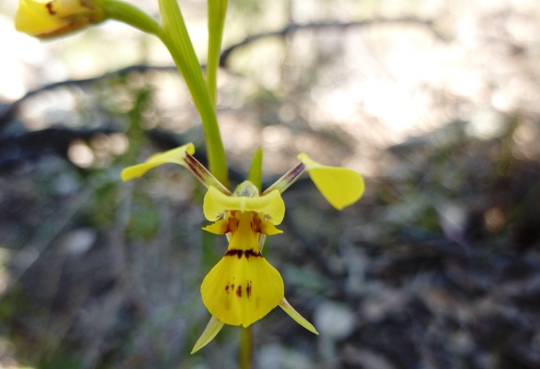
top-left (225, 249), bottom-right (243, 258)
top-left (225, 284), bottom-right (230, 293)
top-left (225, 249), bottom-right (262, 259)
top-left (251, 214), bottom-right (262, 232)
top-left (245, 249), bottom-right (262, 259)
top-left (236, 285), bottom-right (242, 297)
top-left (228, 216), bottom-right (239, 232)
top-left (45, 1), bottom-right (57, 15)
top-left (246, 281), bottom-right (252, 298)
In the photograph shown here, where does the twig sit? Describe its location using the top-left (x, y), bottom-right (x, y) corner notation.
top-left (0, 127), bottom-right (116, 172)
top-left (219, 17), bottom-right (448, 66)
top-left (0, 65), bottom-right (177, 128)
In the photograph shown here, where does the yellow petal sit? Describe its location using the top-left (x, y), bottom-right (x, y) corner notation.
top-left (121, 144), bottom-right (230, 194)
top-left (297, 153), bottom-right (365, 210)
top-left (279, 297), bottom-right (319, 334)
top-left (15, 0), bottom-right (63, 35)
top-left (203, 187), bottom-right (285, 225)
top-left (191, 316), bottom-right (224, 354)
top-left (201, 253), bottom-right (284, 327)
top-left (260, 219), bottom-right (283, 236)
top-left (121, 143), bottom-right (195, 181)
top-left (202, 218), bottom-right (229, 235)
top-left (15, 0), bottom-right (101, 38)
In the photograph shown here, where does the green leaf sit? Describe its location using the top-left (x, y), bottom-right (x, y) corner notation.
top-left (207, 0), bottom-right (229, 105)
top-left (247, 148), bottom-right (263, 193)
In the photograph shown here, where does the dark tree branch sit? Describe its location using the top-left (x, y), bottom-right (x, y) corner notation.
top-left (0, 127), bottom-right (116, 172)
top-left (0, 65), bottom-right (177, 128)
top-left (219, 17), bottom-right (448, 67)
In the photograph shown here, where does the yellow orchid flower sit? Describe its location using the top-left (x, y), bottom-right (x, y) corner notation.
top-left (15, 0), bottom-right (105, 39)
top-left (121, 143), bottom-right (365, 352)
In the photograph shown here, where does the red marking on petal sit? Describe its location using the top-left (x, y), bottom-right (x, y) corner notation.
top-left (246, 281), bottom-right (252, 298)
top-left (245, 249), bottom-right (262, 259)
top-left (224, 249), bottom-right (262, 259)
top-left (45, 1), bottom-right (57, 15)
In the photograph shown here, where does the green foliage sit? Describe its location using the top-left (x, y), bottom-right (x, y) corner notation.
top-left (39, 355), bottom-right (83, 369)
top-left (86, 180), bottom-right (120, 227)
top-left (126, 193), bottom-right (161, 240)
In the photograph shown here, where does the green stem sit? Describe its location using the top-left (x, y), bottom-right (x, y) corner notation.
top-left (239, 326), bottom-right (252, 369)
top-left (157, 0), bottom-right (229, 187)
top-left (100, 0), bottom-right (161, 35)
top-left (207, 0), bottom-right (228, 105)
top-left (101, 0), bottom-right (229, 186)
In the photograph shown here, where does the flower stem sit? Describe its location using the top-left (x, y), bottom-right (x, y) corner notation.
top-left (239, 326), bottom-right (252, 369)
top-left (157, 0), bottom-right (229, 187)
top-left (100, 0), bottom-right (161, 35)
top-left (207, 0), bottom-right (228, 105)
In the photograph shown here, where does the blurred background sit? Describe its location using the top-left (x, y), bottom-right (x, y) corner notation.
top-left (1, 0), bottom-right (540, 368)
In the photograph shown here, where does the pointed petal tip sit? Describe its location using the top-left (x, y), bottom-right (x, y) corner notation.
top-left (190, 344), bottom-right (203, 354)
top-left (191, 316), bottom-right (224, 354)
top-left (279, 298), bottom-right (319, 335)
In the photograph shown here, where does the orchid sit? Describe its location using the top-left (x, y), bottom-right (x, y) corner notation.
top-left (121, 143), bottom-right (365, 352)
top-left (15, 0), bottom-right (366, 362)
top-left (15, 0), bottom-right (105, 38)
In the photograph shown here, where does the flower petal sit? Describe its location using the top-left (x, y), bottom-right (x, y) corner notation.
top-left (121, 143), bottom-right (231, 194)
top-left (203, 187), bottom-right (285, 224)
top-left (202, 218), bottom-right (229, 235)
top-left (297, 153), bottom-right (365, 210)
top-left (279, 297), bottom-right (319, 334)
top-left (260, 219), bottom-right (283, 236)
top-left (262, 162), bottom-right (306, 195)
top-left (191, 316), bottom-right (224, 354)
top-left (16, 0), bottom-right (63, 35)
top-left (121, 143), bottom-right (195, 181)
top-left (201, 253), bottom-right (284, 327)
top-left (15, 0), bottom-right (102, 38)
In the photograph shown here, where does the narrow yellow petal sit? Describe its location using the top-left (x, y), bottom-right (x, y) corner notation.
top-left (203, 187), bottom-right (285, 224)
top-left (191, 316), bottom-right (224, 354)
top-left (121, 144), bottom-right (230, 194)
top-left (260, 219), bottom-right (283, 236)
top-left (201, 254), bottom-right (284, 327)
top-left (202, 218), bottom-right (229, 234)
top-left (279, 297), bottom-right (319, 334)
top-left (297, 153), bottom-right (365, 210)
top-left (121, 143), bottom-right (195, 181)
